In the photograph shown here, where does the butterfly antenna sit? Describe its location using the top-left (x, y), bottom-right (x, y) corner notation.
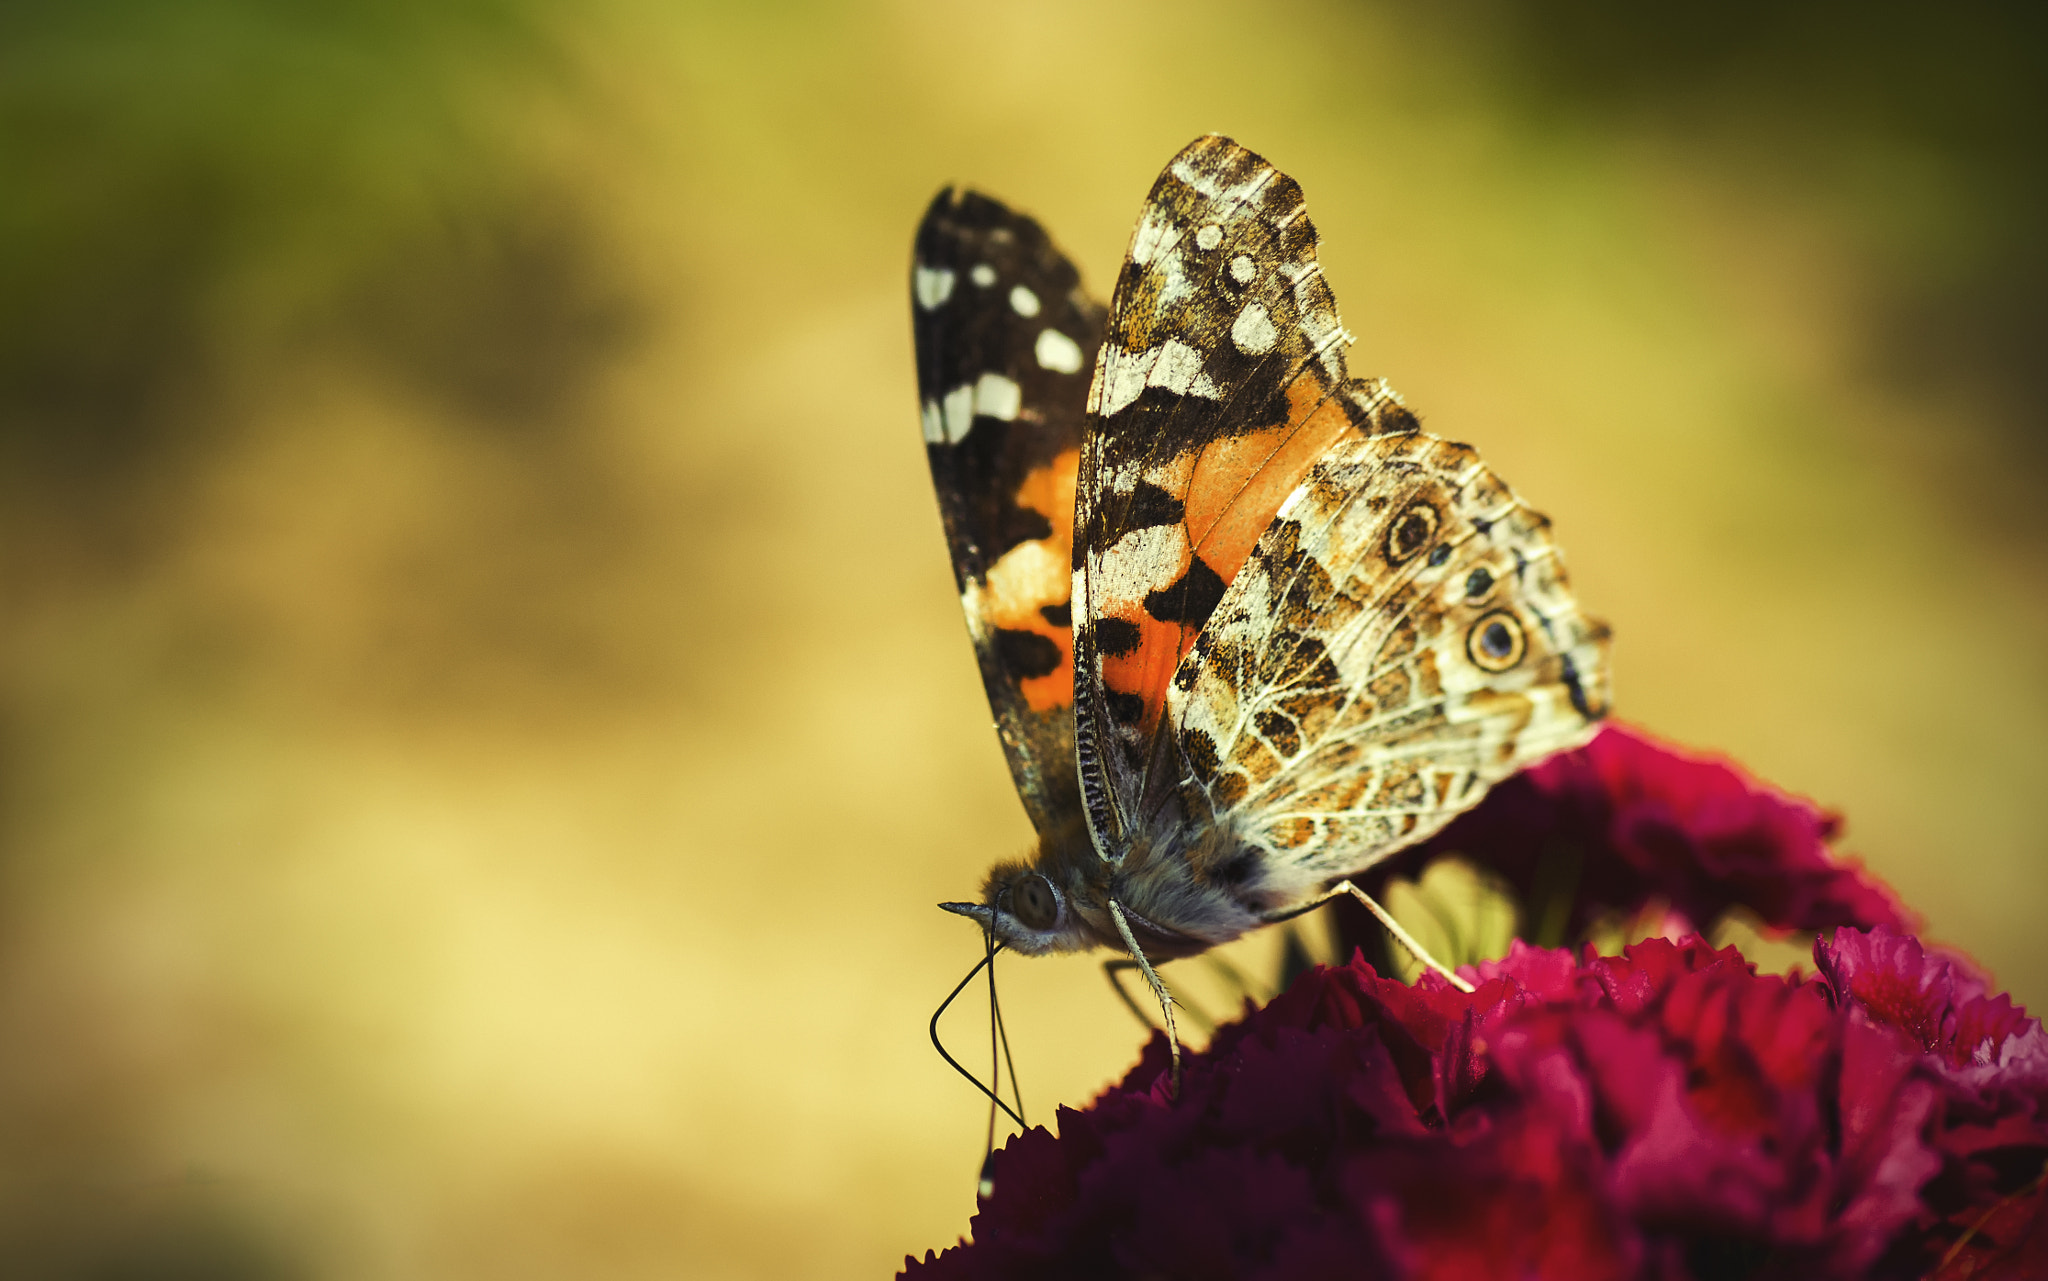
top-left (979, 924), bottom-right (1027, 1196)
top-left (982, 927), bottom-right (999, 1187)
top-left (930, 942), bottom-right (1026, 1129)
top-left (990, 944), bottom-right (1026, 1128)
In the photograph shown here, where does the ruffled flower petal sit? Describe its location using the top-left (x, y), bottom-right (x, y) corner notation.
top-left (1370, 724), bottom-right (1911, 940)
top-left (906, 926), bottom-right (2038, 1280)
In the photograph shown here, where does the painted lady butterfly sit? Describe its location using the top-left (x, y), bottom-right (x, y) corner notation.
top-left (914, 136), bottom-right (1610, 1084)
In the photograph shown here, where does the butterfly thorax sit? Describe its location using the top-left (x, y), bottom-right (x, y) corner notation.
top-left (1099, 815), bottom-right (1270, 960)
top-left (967, 809), bottom-right (1268, 961)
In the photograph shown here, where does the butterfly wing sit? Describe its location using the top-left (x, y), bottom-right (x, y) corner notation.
top-left (1072, 135), bottom-right (1417, 853)
top-left (913, 188), bottom-right (1105, 838)
top-left (1168, 429), bottom-right (1611, 910)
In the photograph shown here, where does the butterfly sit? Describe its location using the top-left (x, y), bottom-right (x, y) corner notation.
top-left (912, 135), bottom-right (1610, 1086)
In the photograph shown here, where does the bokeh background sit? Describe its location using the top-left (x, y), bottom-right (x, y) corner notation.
top-left (3, 1), bottom-right (2045, 1276)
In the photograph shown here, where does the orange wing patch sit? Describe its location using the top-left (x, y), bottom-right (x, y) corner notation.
top-left (1096, 376), bottom-right (1358, 737)
top-left (1187, 374), bottom-right (1356, 582)
top-left (1097, 609), bottom-right (1186, 735)
top-left (972, 447), bottom-right (1080, 712)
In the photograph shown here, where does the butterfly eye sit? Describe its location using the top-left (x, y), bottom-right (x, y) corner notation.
top-left (1386, 503), bottom-right (1440, 565)
top-left (1011, 873), bottom-right (1060, 931)
top-left (1467, 610), bottom-right (1526, 672)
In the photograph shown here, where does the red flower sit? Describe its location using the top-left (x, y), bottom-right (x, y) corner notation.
top-left (1922, 1175), bottom-right (2048, 1280)
top-left (907, 735), bottom-right (2041, 1279)
top-left (1366, 724), bottom-right (1910, 941)
top-left (907, 928), bottom-right (2048, 1280)
top-left (1815, 926), bottom-right (2048, 1259)
top-left (1816, 927), bottom-right (2048, 1090)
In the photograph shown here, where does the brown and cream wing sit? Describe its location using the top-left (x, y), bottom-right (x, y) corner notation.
top-left (1071, 135), bottom-right (1416, 855)
top-left (912, 188), bottom-right (1104, 838)
top-left (1165, 427), bottom-right (1611, 910)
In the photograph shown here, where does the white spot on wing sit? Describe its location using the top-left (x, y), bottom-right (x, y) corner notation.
top-left (1230, 254), bottom-right (1256, 284)
top-left (1195, 223), bottom-right (1222, 251)
top-left (920, 399), bottom-right (944, 444)
top-left (1231, 303), bottom-right (1278, 355)
top-left (974, 371), bottom-right (1022, 423)
top-left (1099, 346), bottom-right (1151, 416)
top-left (970, 263), bottom-right (997, 287)
top-left (1097, 340), bottom-right (1223, 415)
top-left (1170, 155), bottom-right (1277, 212)
top-left (1150, 339), bottom-right (1213, 397)
top-left (983, 538), bottom-right (1066, 620)
top-left (1129, 211), bottom-right (1181, 268)
top-left (1009, 285), bottom-right (1040, 317)
top-left (1093, 523), bottom-right (1193, 612)
top-left (942, 384), bottom-right (975, 443)
top-left (1035, 327), bottom-right (1084, 374)
top-left (914, 264), bottom-right (955, 310)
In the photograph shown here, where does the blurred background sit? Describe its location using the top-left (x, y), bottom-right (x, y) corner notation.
top-left (2, 0), bottom-right (2044, 1276)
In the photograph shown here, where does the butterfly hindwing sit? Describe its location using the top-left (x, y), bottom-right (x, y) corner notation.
top-left (1167, 429), bottom-right (1611, 910)
top-left (913, 189), bottom-right (1105, 838)
top-left (1072, 136), bottom-right (1416, 851)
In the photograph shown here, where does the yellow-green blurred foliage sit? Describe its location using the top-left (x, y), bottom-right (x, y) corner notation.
top-left (2, 1), bottom-right (2044, 1276)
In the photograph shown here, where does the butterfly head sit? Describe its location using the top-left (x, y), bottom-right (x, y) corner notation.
top-left (940, 859), bottom-right (1098, 955)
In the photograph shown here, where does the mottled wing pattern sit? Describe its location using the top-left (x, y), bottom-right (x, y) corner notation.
top-left (1072, 135), bottom-right (1417, 852)
top-left (1169, 428), bottom-right (1611, 909)
top-left (913, 189), bottom-right (1105, 837)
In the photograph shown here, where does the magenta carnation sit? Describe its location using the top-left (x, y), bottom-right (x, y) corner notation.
top-left (1814, 925), bottom-right (2048, 1269)
top-left (1364, 724), bottom-right (1910, 940)
top-left (906, 932), bottom-right (2028, 1280)
top-left (906, 734), bottom-right (2043, 1280)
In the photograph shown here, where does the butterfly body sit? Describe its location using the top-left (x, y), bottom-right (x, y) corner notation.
top-left (978, 807), bottom-right (1255, 962)
top-left (915, 137), bottom-right (1609, 981)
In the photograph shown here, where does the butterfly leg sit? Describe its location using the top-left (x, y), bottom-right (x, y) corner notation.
top-left (1264, 881), bottom-right (1476, 994)
top-left (1106, 899), bottom-right (1182, 1096)
top-left (1104, 959), bottom-right (1217, 1034)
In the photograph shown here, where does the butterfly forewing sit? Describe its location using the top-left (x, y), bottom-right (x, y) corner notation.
top-left (1072, 136), bottom-right (1418, 853)
top-left (913, 189), bottom-right (1104, 838)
